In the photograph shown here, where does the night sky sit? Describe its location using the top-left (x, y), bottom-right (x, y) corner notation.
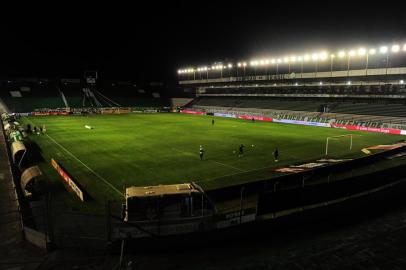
top-left (0, 2), bottom-right (405, 82)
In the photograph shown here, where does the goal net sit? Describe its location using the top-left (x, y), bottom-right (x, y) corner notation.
top-left (325, 134), bottom-right (353, 156)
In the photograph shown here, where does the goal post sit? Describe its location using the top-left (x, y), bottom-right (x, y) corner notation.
top-left (325, 134), bottom-right (353, 156)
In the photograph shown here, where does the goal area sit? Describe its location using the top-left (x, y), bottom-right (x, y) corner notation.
top-left (325, 134), bottom-right (353, 156)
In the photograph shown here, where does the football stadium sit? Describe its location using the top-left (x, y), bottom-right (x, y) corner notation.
top-left (2, 41), bottom-right (406, 248)
top-left (2, 6), bottom-right (406, 266)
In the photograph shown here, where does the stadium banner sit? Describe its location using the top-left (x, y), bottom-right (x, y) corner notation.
top-left (180, 109), bottom-right (206, 115)
top-left (33, 111), bottom-right (69, 116)
top-left (331, 123), bottom-right (404, 135)
top-left (274, 158), bottom-right (353, 174)
top-left (101, 107), bottom-right (131, 114)
top-left (273, 119), bottom-right (330, 127)
top-left (51, 158), bottom-right (85, 201)
top-left (213, 112), bottom-right (236, 118)
top-left (14, 112), bottom-right (32, 117)
top-left (237, 115), bottom-right (273, 122)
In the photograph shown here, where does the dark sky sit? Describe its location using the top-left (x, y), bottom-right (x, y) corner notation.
top-left (0, 2), bottom-right (405, 82)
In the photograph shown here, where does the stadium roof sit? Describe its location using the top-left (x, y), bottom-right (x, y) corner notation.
top-left (178, 42), bottom-right (406, 74)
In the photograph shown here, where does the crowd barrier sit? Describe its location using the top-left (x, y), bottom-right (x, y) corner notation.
top-left (331, 123), bottom-right (406, 135)
top-left (180, 109), bottom-right (206, 115)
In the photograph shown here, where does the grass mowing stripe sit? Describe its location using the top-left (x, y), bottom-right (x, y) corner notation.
top-left (44, 133), bottom-right (123, 197)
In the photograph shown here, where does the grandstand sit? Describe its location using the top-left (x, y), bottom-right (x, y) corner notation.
top-left (0, 79), bottom-right (65, 112)
top-left (0, 76), bottom-right (170, 113)
top-left (178, 42), bottom-right (406, 128)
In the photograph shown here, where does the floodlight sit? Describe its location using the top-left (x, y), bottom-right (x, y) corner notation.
top-left (304, 54), bottom-right (310, 61)
top-left (368, 48), bottom-right (376, 55)
top-left (265, 59), bottom-right (270, 64)
top-left (357, 48), bottom-right (366, 56)
top-left (347, 81), bottom-right (351, 85)
top-left (311, 53), bottom-right (319, 61)
top-left (297, 56), bottom-right (303, 61)
top-left (228, 63), bottom-right (233, 68)
top-left (400, 80), bottom-right (404, 84)
top-left (338, 51), bottom-right (346, 58)
top-left (237, 63), bottom-right (242, 67)
top-left (290, 56), bottom-right (297, 62)
top-left (330, 54), bottom-right (335, 58)
top-left (379, 46), bottom-right (388, 54)
top-left (319, 52), bottom-right (328, 60)
top-left (283, 57), bottom-right (289, 63)
top-left (294, 82), bottom-right (298, 86)
top-left (403, 44), bottom-right (406, 51)
top-left (348, 50), bottom-right (356, 57)
top-left (242, 62), bottom-right (247, 67)
top-left (319, 82), bottom-right (323, 85)
top-left (391, 44), bottom-right (400, 52)
top-left (260, 60), bottom-right (265, 65)
top-left (271, 59), bottom-right (276, 64)
top-left (277, 58), bottom-right (282, 63)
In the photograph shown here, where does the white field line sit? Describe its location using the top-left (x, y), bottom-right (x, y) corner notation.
top-left (202, 163), bottom-right (277, 183)
top-left (210, 160), bottom-right (245, 172)
top-left (172, 147), bottom-right (245, 172)
top-left (201, 151), bottom-right (309, 183)
top-left (25, 117), bottom-right (123, 196)
top-left (44, 133), bottom-right (123, 197)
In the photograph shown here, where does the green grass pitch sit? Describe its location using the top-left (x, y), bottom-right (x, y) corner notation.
top-left (21, 113), bottom-right (404, 205)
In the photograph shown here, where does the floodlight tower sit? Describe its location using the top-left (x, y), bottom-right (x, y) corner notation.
top-left (83, 71), bottom-right (102, 107)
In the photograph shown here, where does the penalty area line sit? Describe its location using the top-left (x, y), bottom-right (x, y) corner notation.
top-left (44, 133), bottom-right (123, 197)
top-left (172, 147), bottom-right (245, 172)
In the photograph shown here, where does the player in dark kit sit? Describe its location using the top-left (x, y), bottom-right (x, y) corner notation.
top-left (199, 145), bottom-right (205, 160)
top-left (274, 147), bottom-right (279, 162)
top-left (212, 119), bottom-right (215, 126)
top-left (238, 144), bottom-right (245, 157)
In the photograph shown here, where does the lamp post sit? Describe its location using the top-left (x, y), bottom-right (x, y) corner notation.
top-left (330, 54), bottom-right (335, 77)
top-left (366, 48), bottom-right (376, 76)
top-left (315, 60), bottom-right (318, 77)
top-left (386, 54), bottom-right (389, 75)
